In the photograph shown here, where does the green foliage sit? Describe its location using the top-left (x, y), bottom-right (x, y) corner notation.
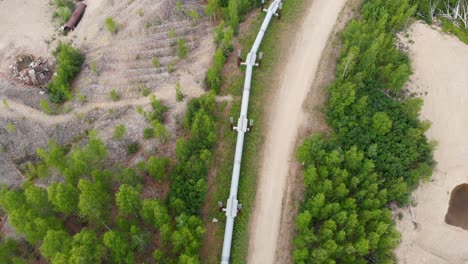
top-left (228, 0), bottom-right (240, 35)
top-left (176, 82), bottom-right (185, 102)
top-left (177, 38), bottom-right (189, 59)
top-left (294, 1), bottom-right (435, 263)
top-left (48, 43), bottom-right (85, 103)
top-left (145, 95), bottom-right (168, 123)
top-left (106, 17), bottom-right (118, 34)
top-left (69, 230), bottom-right (106, 264)
top-left (176, 0), bottom-right (183, 13)
top-left (127, 141), bottom-right (140, 155)
top-left (143, 127), bottom-right (155, 139)
top-left (5, 122), bottom-right (16, 133)
top-left (41, 230), bottom-right (72, 261)
top-left (188, 9), bottom-right (200, 25)
top-left (141, 199), bottom-right (171, 229)
top-left (440, 17), bottom-right (468, 44)
top-left (53, 0), bottom-right (75, 24)
top-left (109, 89), bottom-right (121, 101)
top-left (116, 184), bottom-right (141, 217)
top-left (204, 48), bottom-right (225, 93)
top-left (147, 156), bottom-right (170, 181)
top-left (78, 176), bottom-right (112, 225)
top-left (293, 136), bottom-right (400, 263)
top-left (113, 125), bottom-right (126, 140)
top-left (170, 92), bottom-right (216, 215)
top-left (152, 57), bottom-right (160, 69)
top-left (90, 62), bottom-right (99, 76)
top-left (153, 121), bottom-right (170, 143)
top-left (168, 60), bottom-right (177, 73)
top-left (137, 8), bottom-right (144, 17)
top-left (48, 182), bottom-right (79, 216)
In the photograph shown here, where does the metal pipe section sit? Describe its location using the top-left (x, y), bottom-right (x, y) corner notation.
top-left (220, 1), bottom-right (282, 263)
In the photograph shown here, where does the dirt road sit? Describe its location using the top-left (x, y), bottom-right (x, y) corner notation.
top-left (396, 22), bottom-right (468, 264)
top-left (247, 0), bottom-right (347, 263)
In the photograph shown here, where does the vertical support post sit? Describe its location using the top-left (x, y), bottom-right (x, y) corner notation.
top-left (237, 49), bottom-right (242, 67)
top-left (258, 52), bottom-right (264, 69)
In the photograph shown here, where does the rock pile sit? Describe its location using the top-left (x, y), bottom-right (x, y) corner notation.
top-left (10, 55), bottom-right (53, 86)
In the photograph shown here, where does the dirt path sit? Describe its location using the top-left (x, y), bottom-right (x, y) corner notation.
top-left (395, 22), bottom-right (468, 264)
top-left (246, 0), bottom-right (347, 263)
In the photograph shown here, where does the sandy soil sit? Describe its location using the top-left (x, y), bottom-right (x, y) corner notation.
top-left (246, 0), bottom-right (348, 263)
top-left (395, 22), bottom-right (468, 264)
top-left (0, 0), bottom-right (55, 73)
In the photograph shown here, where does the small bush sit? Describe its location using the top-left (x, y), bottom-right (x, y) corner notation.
top-left (127, 141), bottom-right (140, 154)
top-left (109, 89), bottom-right (121, 101)
top-left (106, 17), bottom-right (118, 34)
top-left (137, 8), bottom-right (144, 17)
top-left (147, 156), bottom-right (170, 181)
top-left (168, 29), bottom-right (177, 38)
top-left (141, 86), bottom-right (151, 97)
top-left (153, 122), bottom-right (169, 143)
top-left (152, 57), bottom-right (160, 69)
top-left (175, 82), bottom-right (184, 102)
top-left (188, 9), bottom-right (199, 25)
top-left (176, 0), bottom-right (183, 13)
top-left (113, 125), bottom-right (126, 140)
top-left (143, 128), bottom-right (155, 139)
top-left (167, 60), bottom-right (176, 73)
top-left (177, 38), bottom-right (189, 59)
top-left (90, 62), bottom-right (99, 76)
top-left (48, 43), bottom-right (85, 103)
top-left (145, 95), bottom-right (168, 123)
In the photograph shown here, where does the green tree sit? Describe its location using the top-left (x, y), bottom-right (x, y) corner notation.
top-left (103, 230), bottom-right (133, 264)
top-left (228, 0), bottom-right (239, 35)
top-left (372, 112), bottom-right (392, 135)
top-left (40, 230), bottom-right (72, 261)
top-left (69, 230), bottom-right (105, 264)
top-left (47, 182), bottom-right (79, 216)
top-left (147, 156), bottom-right (170, 181)
top-left (113, 125), bottom-right (126, 140)
top-left (115, 184), bottom-right (141, 217)
top-left (177, 38), bottom-right (189, 59)
top-left (77, 179), bottom-right (111, 227)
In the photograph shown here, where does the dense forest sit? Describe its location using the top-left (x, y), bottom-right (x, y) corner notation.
top-left (0, 92), bottom-right (217, 263)
top-left (293, 0), bottom-right (435, 263)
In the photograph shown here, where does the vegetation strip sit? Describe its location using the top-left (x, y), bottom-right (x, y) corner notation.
top-left (292, 0), bottom-right (435, 263)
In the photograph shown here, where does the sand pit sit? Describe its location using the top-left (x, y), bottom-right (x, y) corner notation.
top-left (395, 22), bottom-right (468, 264)
top-left (0, 0), bottom-right (55, 73)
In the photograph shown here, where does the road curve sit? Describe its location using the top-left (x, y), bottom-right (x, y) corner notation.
top-left (246, 0), bottom-right (347, 263)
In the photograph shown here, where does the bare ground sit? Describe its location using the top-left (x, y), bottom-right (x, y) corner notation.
top-left (246, 0), bottom-right (348, 263)
top-left (395, 22), bottom-right (468, 264)
top-left (0, 0), bottom-right (214, 187)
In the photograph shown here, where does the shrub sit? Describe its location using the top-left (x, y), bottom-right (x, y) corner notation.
top-left (152, 57), bottom-right (160, 69)
top-left (90, 62), bottom-right (99, 76)
top-left (109, 89), bottom-right (120, 101)
top-left (48, 43), bottom-right (85, 103)
top-left (143, 127), bottom-right (155, 139)
top-left (106, 17), bottom-right (118, 34)
top-left (177, 38), bottom-right (189, 59)
top-left (147, 157), bottom-right (170, 181)
top-left (175, 82), bottom-right (184, 102)
top-left (153, 122), bottom-right (169, 143)
top-left (167, 60), bottom-right (176, 73)
top-left (113, 125), bottom-right (126, 140)
top-left (137, 8), bottom-right (144, 17)
top-left (188, 9), bottom-right (199, 25)
top-left (146, 95), bottom-right (168, 123)
top-left (126, 141), bottom-right (140, 154)
top-left (141, 86), bottom-right (151, 96)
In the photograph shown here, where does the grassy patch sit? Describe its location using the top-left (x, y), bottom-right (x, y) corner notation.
top-left (440, 18), bottom-right (468, 44)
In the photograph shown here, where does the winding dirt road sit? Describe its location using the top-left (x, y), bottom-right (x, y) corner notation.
top-left (247, 0), bottom-right (347, 263)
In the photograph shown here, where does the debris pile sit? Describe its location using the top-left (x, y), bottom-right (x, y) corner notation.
top-left (9, 55), bottom-right (53, 86)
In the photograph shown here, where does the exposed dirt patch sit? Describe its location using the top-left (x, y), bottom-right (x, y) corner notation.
top-left (246, 0), bottom-right (348, 263)
top-left (395, 22), bottom-right (468, 264)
